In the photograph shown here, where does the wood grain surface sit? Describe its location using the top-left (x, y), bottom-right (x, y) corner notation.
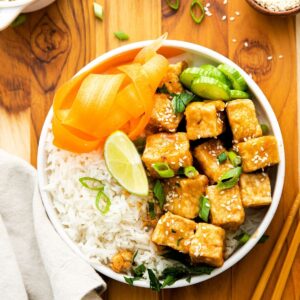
top-left (0, 1), bottom-right (299, 299)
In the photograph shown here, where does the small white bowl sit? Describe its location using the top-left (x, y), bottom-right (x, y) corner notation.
top-left (37, 40), bottom-right (285, 289)
top-left (0, 0), bottom-right (55, 31)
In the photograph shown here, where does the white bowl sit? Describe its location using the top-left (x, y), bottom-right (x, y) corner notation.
top-left (37, 40), bottom-right (285, 289)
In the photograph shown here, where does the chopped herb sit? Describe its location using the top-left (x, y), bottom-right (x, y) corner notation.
top-left (148, 202), bottom-right (156, 219)
top-left (166, 0), bottom-right (180, 10)
top-left (190, 0), bottom-right (205, 24)
top-left (188, 265), bottom-right (214, 275)
top-left (133, 137), bottom-right (146, 154)
top-left (156, 84), bottom-right (169, 94)
top-left (114, 31), bottom-right (129, 41)
top-left (161, 274), bottom-right (177, 288)
top-left (184, 166), bottom-right (199, 178)
top-left (152, 162), bottom-right (175, 178)
top-left (153, 180), bottom-right (165, 209)
top-left (186, 275), bottom-right (192, 283)
top-left (260, 124), bottom-right (269, 135)
top-left (228, 151), bottom-right (242, 167)
top-left (93, 2), bottom-right (103, 20)
top-left (124, 276), bottom-right (141, 285)
top-left (235, 232), bottom-right (251, 245)
top-left (11, 14), bottom-right (27, 28)
top-left (217, 167), bottom-right (242, 190)
top-left (171, 229), bottom-right (177, 233)
top-left (79, 177), bottom-right (104, 191)
top-left (133, 264), bottom-right (146, 277)
top-left (177, 238), bottom-right (184, 246)
top-left (148, 269), bottom-right (162, 291)
top-left (199, 195), bottom-right (210, 222)
top-left (172, 92), bottom-right (194, 114)
top-left (258, 234), bottom-right (269, 244)
top-left (95, 191), bottom-right (111, 215)
top-left (217, 152), bottom-right (227, 164)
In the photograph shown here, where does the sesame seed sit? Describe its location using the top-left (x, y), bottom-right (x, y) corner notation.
top-left (244, 42), bottom-right (249, 47)
top-left (232, 38), bottom-right (237, 43)
top-left (267, 56), bottom-right (273, 61)
top-left (223, 0), bottom-right (227, 4)
top-left (230, 16), bottom-right (235, 21)
top-left (235, 11), bottom-right (240, 16)
top-left (222, 15), bottom-right (227, 21)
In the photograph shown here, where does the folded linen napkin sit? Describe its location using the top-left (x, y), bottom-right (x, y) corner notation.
top-left (0, 149), bottom-right (106, 300)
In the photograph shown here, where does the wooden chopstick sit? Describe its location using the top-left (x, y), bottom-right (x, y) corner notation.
top-left (251, 192), bottom-right (300, 300)
top-left (271, 220), bottom-right (300, 300)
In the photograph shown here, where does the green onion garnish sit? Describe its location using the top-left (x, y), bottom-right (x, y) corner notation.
top-left (172, 92), bottom-right (194, 114)
top-left (153, 180), bottom-right (165, 209)
top-left (161, 274), bottom-right (177, 288)
top-left (166, 0), bottom-right (180, 10)
top-left (258, 234), bottom-right (269, 244)
top-left (217, 152), bottom-right (227, 164)
top-left (199, 195), bottom-right (210, 222)
top-left (11, 14), bottom-right (27, 28)
top-left (217, 167), bottom-right (242, 190)
top-left (260, 124), bottom-right (269, 135)
top-left (124, 276), bottom-right (141, 286)
top-left (235, 232), bottom-right (251, 245)
top-left (93, 2), bottom-right (103, 20)
top-left (114, 31), bottom-right (129, 41)
top-left (79, 177), bottom-right (104, 191)
top-left (190, 0), bottom-right (205, 25)
top-left (228, 151), bottom-right (242, 167)
top-left (184, 166), bottom-right (199, 178)
top-left (148, 202), bottom-right (156, 219)
top-left (133, 264), bottom-right (146, 277)
top-left (95, 190), bottom-right (111, 215)
top-left (152, 162), bottom-right (175, 178)
top-left (148, 269), bottom-right (162, 291)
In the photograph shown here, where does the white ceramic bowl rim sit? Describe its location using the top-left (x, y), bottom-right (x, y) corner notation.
top-left (37, 39), bottom-right (285, 289)
top-left (0, 0), bottom-right (35, 8)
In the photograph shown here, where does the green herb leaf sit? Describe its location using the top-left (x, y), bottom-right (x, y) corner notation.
top-left (162, 266), bottom-right (189, 278)
top-left (217, 152), bottom-right (227, 164)
top-left (11, 14), bottom-right (27, 28)
top-left (190, 0), bottom-right (205, 24)
top-left (235, 232), bottom-right (251, 245)
top-left (95, 191), bottom-right (111, 215)
top-left (79, 177), bottom-right (104, 191)
top-left (133, 137), bottom-right (146, 154)
top-left (153, 180), bottom-right (165, 209)
top-left (186, 275), bottom-right (192, 283)
top-left (161, 274), bottom-right (177, 288)
top-left (199, 195), bottom-right (210, 222)
top-left (148, 202), bottom-right (156, 219)
top-left (172, 92), bottom-right (194, 114)
top-left (152, 162), bottom-right (175, 178)
top-left (260, 124), bottom-right (269, 135)
top-left (217, 167), bottom-right (242, 190)
top-left (133, 264), bottom-right (146, 277)
top-left (184, 166), bottom-right (199, 178)
top-left (258, 234), bottom-right (269, 244)
top-left (147, 269), bottom-right (162, 291)
top-left (166, 0), bottom-right (180, 10)
top-left (114, 31), bottom-right (129, 41)
top-left (124, 276), bottom-right (141, 285)
top-left (187, 265), bottom-right (214, 275)
top-left (93, 2), bottom-right (104, 20)
top-left (228, 151), bottom-right (242, 167)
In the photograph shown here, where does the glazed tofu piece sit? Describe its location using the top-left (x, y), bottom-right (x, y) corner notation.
top-left (185, 101), bottom-right (226, 140)
top-left (207, 185), bottom-right (245, 230)
top-left (110, 250), bottom-right (134, 273)
top-left (164, 175), bottom-right (209, 219)
top-left (142, 133), bottom-right (193, 177)
top-left (239, 173), bottom-right (272, 207)
top-left (194, 139), bottom-right (233, 182)
top-left (189, 223), bottom-right (225, 267)
top-left (151, 212), bottom-right (197, 253)
top-left (226, 99), bottom-right (262, 143)
top-left (158, 61), bottom-right (188, 94)
top-left (146, 94), bottom-right (183, 133)
top-left (237, 136), bottom-right (280, 172)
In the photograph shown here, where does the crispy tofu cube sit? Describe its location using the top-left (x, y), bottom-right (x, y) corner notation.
top-left (142, 133), bottom-right (193, 177)
top-left (194, 139), bottom-right (233, 182)
top-left (185, 101), bottom-right (226, 140)
top-left (189, 223), bottom-right (225, 267)
top-left (159, 61), bottom-right (188, 94)
top-left (146, 94), bottom-right (183, 133)
top-left (151, 212), bottom-right (197, 253)
top-left (239, 173), bottom-right (272, 207)
top-left (207, 185), bottom-right (245, 230)
top-left (226, 99), bottom-right (262, 142)
top-left (237, 136), bottom-right (280, 172)
top-left (164, 175), bottom-right (209, 219)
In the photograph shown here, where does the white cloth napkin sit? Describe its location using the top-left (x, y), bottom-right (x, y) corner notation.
top-left (0, 150), bottom-right (106, 300)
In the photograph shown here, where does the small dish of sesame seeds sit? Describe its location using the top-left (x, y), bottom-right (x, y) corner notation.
top-left (245, 0), bottom-right (300, 15)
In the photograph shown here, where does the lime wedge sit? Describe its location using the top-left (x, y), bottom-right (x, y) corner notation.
top-left (104, 131), bottom-right (148, 196)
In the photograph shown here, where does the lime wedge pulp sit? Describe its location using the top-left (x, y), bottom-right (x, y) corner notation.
top-left (104, 131), bottom-right (149, 196)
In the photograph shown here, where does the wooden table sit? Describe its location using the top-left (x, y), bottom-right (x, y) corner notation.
top-left (0, 1), bottom-right (299, 299)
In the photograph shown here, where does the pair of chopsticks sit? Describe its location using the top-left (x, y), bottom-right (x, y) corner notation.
top-left (252, 192), bottom-right (300, 300)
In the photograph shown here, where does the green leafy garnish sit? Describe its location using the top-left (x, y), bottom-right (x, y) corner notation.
top-left (79, 177), bottom-right (104, 191)
top-left (124, 276), bottom-right (141, 285)
top-left (133, 264), bottom-right (146, 277)
top-left (260, 124), bottom-right (269, 135)
top-left (228, 151), bottom-right (242, 167)
top-left (133, 137), bottom-right (146, 154)
top-left (235, 231), bottom-right (251, 245)
top-left (217, 167), bottom-right (242, 190)
top-left (161, 274), bottom-right (177, 288)
top-left (153, 180), bottom-right (165, 209)
top-left (95, 191), bottom-right (111, 215)
top-left (184, 166), bottom-right (199, 178)
top-left (148, 202), bottom-right (156, 219)
top-left (152, 162), bottom-right (175, 178)
top-left (217, 152), bottom-right (227, 164)
top-left (190, 0), bottom-right (205, 24)
top-left (172, 92), bottom-right (194, 114)
top-left (93, 2), bottom-right (104, 20)
top-left (258, 234), bottom-right (269, 244)
top-left (166, 0), bottom-right (180, 10)
top-left (148, 269), bottom-right (162, 291)
top-left (11, 14), bottom-right (27, 28)
top-left (199, 195), bottom-right (210, 222)
top-left (114, 31), bottom-right (129, 41)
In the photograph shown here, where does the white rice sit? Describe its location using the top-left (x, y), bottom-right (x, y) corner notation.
top-left (254, 0), bottom-right (300, 12)
top-left (44, 130), bottom-right (266, 278)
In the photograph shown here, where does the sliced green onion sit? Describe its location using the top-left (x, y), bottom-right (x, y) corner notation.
top-left (161, 274), bottom-right (177, 288)
top-left (199, 195), bottom-right (210, 222)
top-left (152, 162), bottom-right (175, 178)
top-left (11, 14), bottom-right (27, 28)
top-left (166, 0), bottom-right (180, 10)
top-left (124, 276), bottom-right (141, 285)
top-left (79, 177), bottom-right (104, 191)
top-left (114, 31), bottom-right (129, 41)
top-left (260, 124), bottom-right (269, 135)
top-left (184, 166), bottom-right (199, 178)
top-left (133, 264), bottom-right (146, 277)
top-left (148, 269), bottom-right (162, 291)
top-left (217, 167), bottom-right (242, 190)
top-left (217, 152), bottom-right (227, 164)
top-left (258, 234), bottom-right (269, 244)
top-left (153, 180), bottom-right (165, 209)
top-left (93, 2), bottom-right (103, 20)
top-left (148, 202), bottom-right (156, 219)
top-left (95, 190), bottom-right (111, 215)
top-left (190, 0), bottom-right (205, 24)
top-left (235, 232), bottom-right (251, 245)
top-left (228, 151), bottom-right (242, 167)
